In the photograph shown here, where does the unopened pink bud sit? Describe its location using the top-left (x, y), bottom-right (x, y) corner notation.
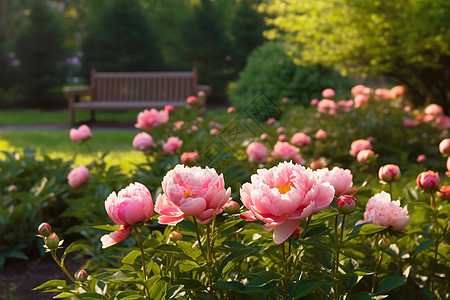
top-left (169, 231), bottom-right (182, 242)
top-left (417, 154), bottom-right (426, 162)
top-left (378, 237), bottom-right (389, 251)
top-left (223, 200), bottom-right (240, 214)
top-left (416, 170), bottom-right (440, 190)
top-left (38, 222), bottom-right (52, 237)
top-left (439, 138), bottom-right (450, 156)
top-left (309, 160), bottom-right (324, 170)
top-left (290, 227), bottom-right (302, 240)
top-left (45, 232), bottom-right (60, 249)
top-left (336, 195), bottom-right (357, 214)
top-left (378, 164), bottom-right (401, 182)
top-left (75, 269), bottom-right (88, 282)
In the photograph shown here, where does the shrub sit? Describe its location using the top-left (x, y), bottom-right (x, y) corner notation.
top-left (229, 41), bottom-right (355, 108)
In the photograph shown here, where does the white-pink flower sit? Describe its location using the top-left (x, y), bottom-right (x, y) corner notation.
top-left (247, 142), bottom-right (268, 163)
top-left (317, 167), bottom-right (354, 196)
top-left (135, 108), bottom-right (169, 131)
top-left (163, 136), bottom-right (183, 154)
top-left (290, 132), bottom-right (311, 147)
top-left (240, 162), bottom-right (335, 243)
top-left (356, 191), bottom-right (409, 232)
top-left (322, 88), bottom-right (335, 99)
top-left (272, 141), bottom-right (305, 165)
top-left (132, 132), bottom-right (155, 150)
top-left (155, 165), bottom-right (231, 225)
top-left (70, 124), bottom-right (93, 143)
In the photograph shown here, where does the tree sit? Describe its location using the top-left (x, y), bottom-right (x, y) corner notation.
top-left (81, 0), bottom-right (163, 78)
top-left (13, 0), bottom-right (68, 107)
top-left (260, 0), bottom-right (450, 110)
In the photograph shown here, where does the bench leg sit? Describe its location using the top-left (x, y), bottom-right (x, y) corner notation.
top-left (90, 110), bottom-right (96, 122)
top-left (69, 96), bottom-right (75, 126)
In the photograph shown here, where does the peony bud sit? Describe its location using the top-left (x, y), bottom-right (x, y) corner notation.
top-left (169, 231), bottom-right (182, 242)
top-left (289, 227), bottom-right (302, 240)
top-left (416, 171), bottom-right (440, 190)
top-left (437, 185), bottom-right (450, 200)
top-left (223, 200), bottom-right (240, 214)
top-left (75, 269), bottom-right (88, 282)
top-left (377, 237), bottom-right (389, 251)
top-left (357, 149), bottom-right (376, 164)
top-left (336, 195), bottom-right (357, 214)
top-left (309, 160), bottom-right (324, 170)
top-left (38, 222), bottom-right (52, 237)
top-left (439, 138), bottom-right (450, 156)
top-left (8, 185), bottom-right (17, 192)
top-left (417, 154), bottom-right (426, 162)
top-left (378, 164), bottom-right (401, 182)
top-left (45, 232), bottom-right (60, 250)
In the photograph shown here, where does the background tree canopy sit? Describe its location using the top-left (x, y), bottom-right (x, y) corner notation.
top-left (260, 0), bottom-right (450, 110)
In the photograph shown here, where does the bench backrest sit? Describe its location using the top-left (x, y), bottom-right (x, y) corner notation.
top-left (90, 69), bottom-right (198, 104)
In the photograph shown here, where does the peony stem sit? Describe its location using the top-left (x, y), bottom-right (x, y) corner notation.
top-left (281, 242), bottom-right (288, 300)
top-left (192, 217), bottom-right (207, 261)
top-left (50, 250), bottom-right (77, 283)
top-left (133, 226), bottom-right (149, 297)
top-left (371, 251), bottom-right (383, 294)
top-left (388, 182), bottom-right (392, 199)
top-left (333, 215), bottom-right (340, 300)
top-left (303, 215), bottom-right (311, 238)
top-left (206, 222), bottom-right (214, 295)
top-left (429, 192), bottom-right (439, 292)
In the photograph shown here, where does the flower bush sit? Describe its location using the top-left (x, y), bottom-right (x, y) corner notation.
top-left (1, 83), bottom-right (449, 299)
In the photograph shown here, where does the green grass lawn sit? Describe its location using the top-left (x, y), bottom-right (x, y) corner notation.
top-left (0, 109), bottom-right (140, 125)
top-left (0, 130), bottom-right (147, 172)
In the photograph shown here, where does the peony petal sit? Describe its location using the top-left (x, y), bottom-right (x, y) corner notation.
top-left (100, 226), bottom-right (131, 249)
top-left (158, 214), bottom-right (186, 225)
top-left (240, 211), bottom-right (258, 221)
top-left (179, 197), bottom-right (207, 216)
top-left (273, 219), bottom-right (300, 244)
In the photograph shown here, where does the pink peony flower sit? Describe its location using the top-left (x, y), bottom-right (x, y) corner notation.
top-left (132, 132), bottom-right (155, 150)
top-left (315, 129), bottom-right (327, 139)
top-left (210, 128), bottom-right (219, 135)
top-left (173, 121), bottom-right (184, 130)
top-left (354, 94), bottom-right (369, 108)
top-left (135, 109), bottom-right (169, 131)
top-left (164, 105), bottom-right (174, 112)
top-left (351, 84), bottom-right (367, 97)
top-left (247, 142), bottom-right (268, 163)
top-left (337, 100), bottom-right (353, 112)
top-left (375, 88), bottom-right (392, 100)
top-left (447, 157), bottom-right (450, 176)
top-left (417, 154), bottom-right (426, 162)
top-left (310, 98), bottom-right (319, 106)
top-left (186, 96), bottom-right (198, 104)
top-left (416, 171), bottom-right (440, 190)
top-left (437, 186), bottom-right (450, 200)
top-left (277, 127), bottom-right (285, 134)
top-left (240, 162), bottom-right (335, 244)
top-left (8, 185), bottom-right (17, 192)
top-left (155, 165), bottom-right (231, 225)
top-left (390, 85), bottom-right (405, 98)
top-left (349, 139), bottom-right (372, 156)
top-left (424, 104), bottom-right (443, 116)
top-left (437, 115), bottom-right (450, 129)
top-left (439, 138), bottom-right (450, 155)
top-left (163, 137), bottom-right (183, 154)
top-left (70, 124), bottom-right (93, 143)
top-left (322, 88), bottom-right (335, 99)
top-left (101, 183), bottom-right (153, 248)
top-left (290, 132), bottom-right (311, 147)
top-left (356, 191), bottom-right (409, 231)
top-left (191, 125), bottom-right (199, 131)
top-left (317, 167), bottom-right (354, 196)
top-left (227, 107), bottom-right (235, 113)
top-left (378, 164), bottom-right (401, 182)
top-left (282, 97), bottom-right (289, 103)
top-left (278, 134), bottom-right (287, 141)
top-left (403, 118), bottom-right (420, 127)
top-left (181, 151), bottom-right (199, 164)
top-left (317, 99), bottom-right (337, 115)
top-left (357, 149), bottom-right (375, 164)
top-left (267, 118), bottom-right (276, 125)
top-left (67, 165), bottom-right (89, 188)
top-left (272, 141), bottom-right (305, 165)
top-left (261, 133), bottom-right (269, 140)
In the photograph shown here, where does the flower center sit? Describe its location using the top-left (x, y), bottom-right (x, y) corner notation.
top-left (277, 182), bottom-right (293, 194)
top-left (183, 190), bottom-right (192, 199)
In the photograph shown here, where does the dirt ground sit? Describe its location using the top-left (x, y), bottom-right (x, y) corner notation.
top-left (0, 256), bottom-right (81, 300)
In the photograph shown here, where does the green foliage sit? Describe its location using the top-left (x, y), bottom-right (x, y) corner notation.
top-left (260, 0), bottom-right (450, 111)
top-left (81, 0), bottom-right (163, 77)
top-left (12, 0), bottom-right (68, 107)
top-left (229, 41), bottom-right (355, 108)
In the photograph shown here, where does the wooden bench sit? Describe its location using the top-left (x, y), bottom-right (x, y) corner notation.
top-left (65, 68), bottom-right (209, 125)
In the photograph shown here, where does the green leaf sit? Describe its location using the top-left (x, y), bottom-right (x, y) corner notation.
top-left (77, 293), bottom-right (109, 299)
top-left (165, 284), bottom-right (184, 299)
top-left (213, 281), bottom-right (244, 291)
top-left (6, 250), bottom-right (28, 261)
top-left (54, 292), bottom-right (76, 298)
top-left (33, 279), bottom-right (67, 291)
top-left (412, 239), bottom-right (434, 257)
top-left (289, 279), bottom-right (323, 299)
top-left (93, 224), bottom-right (121, 232)
top-left (246, 272), bottom-right (282, 288)
top-left (304, 226), bottom-right (330, 238)
top-left (349, 292), bottom-right (388, 300)
top-left (122, 250), bottom-right (141, 265)
top-left (376, 275), bottom-right (406, 294)
top-left (61, 242), bottom-right (86, 266)
top-left (216, 218), bottom-right (243, 234)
